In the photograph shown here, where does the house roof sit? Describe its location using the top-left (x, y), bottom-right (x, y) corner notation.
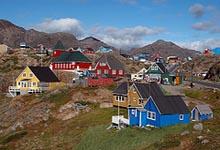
top-left (153, 96), bottom-right (189, 114)
top-left (53, 51), bottom-right (91, 63)
top-left (112, 82), bottom-right (129, 95)
top-left (195, 104), bottom-right (213, 114)
top-left (54, 40), bottom-right (65, 50)
top-left (133, 82), bottom-right (189, 114)
top-left (96, 54), bottom-right (124, 70)
top-left (134, 82), bottom-right (164, 100)
top-left (156, 63), bottom-right (167, 73)
top-left (28, 66), bottom-right (60, 82)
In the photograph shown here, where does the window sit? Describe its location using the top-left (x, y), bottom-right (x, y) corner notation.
top-left (33, 82), bottom-right (36, 86)
top-left (97, 70), bottom-right (101, 75)
top-left (119, 70), bottom-right (123, 75)
top-left (23, 73), bottom-right (26, 77)
top-left (69, 64), bottom-right (72, 69)
top-left (30, 73), bottom-right (33, 77)
top-left (66, 64), bottom-right (68, 68)
top-left (151, 65), bottom-right (158, 70)
top-left (112, 70), bottom-right (116, 75)
top-left (17, 82), bottom-right (20, 86)
top-left (100, 63), bottom-right (106, 66)
top-left (179, 114), bottom-right (184, 120)
top-left (131, 109), bottom-right (137, 117)
top-left (104, 69), bottom-right (109, 74)
top-left (147, 111), bottom-right (156, 120)
top-left (55, 64), bottom-right (57, 69)
top-left (116, 96), bottom-right (124, 102)
top-left (139, 99), bottom-right (143, 104)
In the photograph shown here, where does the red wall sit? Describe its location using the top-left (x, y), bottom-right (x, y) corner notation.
top-left (95, 62), bottom-right (124, 77)
top-left (87, 77), bottom-right (114, 87)
top-left (52, 50), bottom-right (65, 57)
top-left (51, 62), bottom-right (92, 71)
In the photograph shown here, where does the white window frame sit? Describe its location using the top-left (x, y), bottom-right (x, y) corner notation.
top-left (151, 65), bottom-right (158, 70)
top-left (119, 70), bottom-right (123, 75)
top-left (147, 111), bottom-right (156, 120)
top-left (112, 70), bottom-right (116, 75)
top-left (179, 114), bottom-right (184, 120)
top-left (97, 69), bottom-right (101, 75)
top-left (100, 63), bottom-right (106, 66)
top-left (116, 96), bottom-right (124, 102)
top-left (30, 73), bottom-right (33, 77)
top-left (131, 109), bottom-right (137, 117)
top-left (104, 69), bottom-right (109, 74)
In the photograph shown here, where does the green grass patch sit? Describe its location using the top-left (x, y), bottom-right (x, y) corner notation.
top-left (76, 124), bottom-right (187, 150)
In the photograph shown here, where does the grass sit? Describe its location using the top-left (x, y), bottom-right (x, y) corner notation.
top-left (76, 124), bottom-right (187, 150)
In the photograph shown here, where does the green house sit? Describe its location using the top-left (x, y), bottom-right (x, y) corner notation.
top-left (145, 63), bottom-right (182, 85)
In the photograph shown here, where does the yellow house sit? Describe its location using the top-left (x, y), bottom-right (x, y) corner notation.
top-left (112, 82), bottom-right (164, 108)
top-left (9, 66), bottom-right (61, 97)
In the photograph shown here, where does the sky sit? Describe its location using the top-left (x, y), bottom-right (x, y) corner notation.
top-left (0, 0), bottom-right (220, 51)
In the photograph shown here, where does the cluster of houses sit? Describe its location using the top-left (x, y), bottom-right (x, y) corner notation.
top-left (7, 40), bottom-right (214, 129)
top-left (112, 82), bottom-right (213, 128)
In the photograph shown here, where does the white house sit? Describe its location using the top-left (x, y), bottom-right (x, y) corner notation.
top-left (131, 68), bottom-right (148, 81)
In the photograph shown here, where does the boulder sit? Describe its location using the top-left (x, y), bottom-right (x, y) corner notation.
top-left (193, 123), bottom-right (203, 131)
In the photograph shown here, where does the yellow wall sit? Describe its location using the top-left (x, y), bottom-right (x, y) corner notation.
top-left (15, 66), bottom-right (61, 91)
top-left (15, 66), bottom-right (40, 91)
top-left (112, 95), bottom-right (128, 108)
top-left (128, 86), bottom-right (143, 107)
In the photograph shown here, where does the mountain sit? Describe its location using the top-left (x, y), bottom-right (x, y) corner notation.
top-left (131, 40), bottom-right (200, 59)
top-left (79, 36), bottom-right (114, 50)
top-left (0, 19), bottom-right (112, 50)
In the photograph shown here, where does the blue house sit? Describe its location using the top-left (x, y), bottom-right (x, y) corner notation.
top-left (212, 47), bottom-right (220, 55)
top-left (191, 104), bottom-right (213, 121)
top-left (128, 83), bottom-right (190, 128)
top-left (97, 46), bottom-right (113, 53)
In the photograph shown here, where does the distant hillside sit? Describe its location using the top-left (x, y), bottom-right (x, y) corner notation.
top-left (0, 19), bottom-right (112, 50)
top-left (131, 40), bottom-right (200, 59)
top-left (205, 61), bottom-right (220, 81)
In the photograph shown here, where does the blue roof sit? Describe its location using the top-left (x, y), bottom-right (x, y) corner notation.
top-left (212, 47), bottom-right (220, 55)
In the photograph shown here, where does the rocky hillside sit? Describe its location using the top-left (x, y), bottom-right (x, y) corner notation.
top-left (0, 19), bottom-right (112, 50)
top-left (205, 61), bottom-right (220, 81)
top-left (131, 40), bottom-right (200, 59)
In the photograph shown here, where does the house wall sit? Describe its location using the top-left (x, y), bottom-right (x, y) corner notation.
top-left (16, 67), bottom-right (40, 91)
top-left (160, 114), bottom-right (190, 127)
top-left (144, 98), bottom-right (161, 127)
top-left (51, 62), bottom-right (92, 71)
top-left (128, 108), bottom-right (140, 126)
top-left (112, 95), bottom-right (128, 108)
top-left (127, 86), bottom-right (143, 107)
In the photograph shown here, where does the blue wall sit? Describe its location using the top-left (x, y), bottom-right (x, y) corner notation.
top-left (128, 97), bottom-right (190, 128)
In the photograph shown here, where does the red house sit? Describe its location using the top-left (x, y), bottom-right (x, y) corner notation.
top-left (51, 51), bottom-right (92, 72)
top-left (83, 47), bottom-right (95, 55)
top-left (94, 54), bottom-right (125, 77)
top-left (52, 40), bottom-right (65, 57)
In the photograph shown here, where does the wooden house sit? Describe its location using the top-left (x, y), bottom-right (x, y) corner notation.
top-left (51, 51), bottom-right (92, 72)
top-left (191, 104), bottom-right (213, 121)
top-left (9, 66), bottom-right (61, 97)
top-left (145, 62), bottom-right (170, 84)
top-left (128, 95), bottom-right (190, 128)
top-left (94, 54), bottom-right (124, 77)
top-left (112, 82), bottom-right (164, 108)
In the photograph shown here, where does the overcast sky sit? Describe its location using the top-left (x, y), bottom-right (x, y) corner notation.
top-left (1, 0), bottom-right (220, 51)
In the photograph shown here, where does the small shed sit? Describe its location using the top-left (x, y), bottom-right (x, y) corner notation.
top-left (191, 104), bottom-right (213, 121)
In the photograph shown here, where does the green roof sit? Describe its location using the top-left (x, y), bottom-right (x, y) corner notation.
top-left (53, 51), bottom-right (91, 63)
top-left (54, 40), bottom-right (65, 50)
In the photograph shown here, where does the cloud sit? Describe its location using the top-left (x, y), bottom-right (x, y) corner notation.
top-left (34, 18), bottom-right (84, 37)
top-left (192, 21), bottom-right (220, 33)
top-left (178, 39), bottom-right (220, 51)
top-left (189, 3), bottom-right (205, 18)
top-left (91, 26), bottom-right (165, 49)
top-left (192, 22), bottom-right (213, 31)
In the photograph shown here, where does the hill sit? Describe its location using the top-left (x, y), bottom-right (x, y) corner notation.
top-left (0, 19), bottom-right (112, 50)
top-left (205, 61), bottom-right (220, 81)
top-left (131, 40), bottom-right (200, 59)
